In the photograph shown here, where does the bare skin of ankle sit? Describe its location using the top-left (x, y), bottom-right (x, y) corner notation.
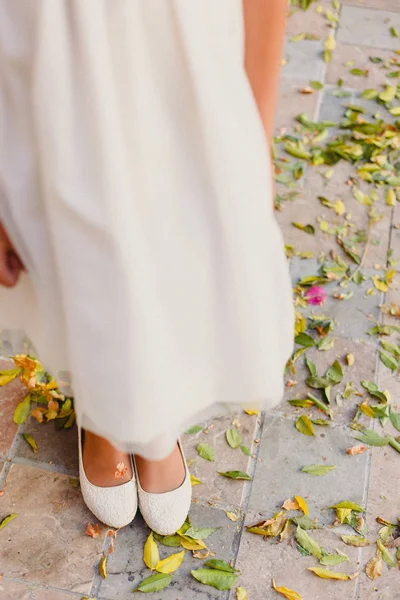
top-left (83, 430), bottom-right (133, 487)
top-left (135, 444), bottom-right (186, 494)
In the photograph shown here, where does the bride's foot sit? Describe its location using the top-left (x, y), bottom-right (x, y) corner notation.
top-left (134, 444), bottom-right (186, 493)
top-left (82, 430), bottom-right (133, 487)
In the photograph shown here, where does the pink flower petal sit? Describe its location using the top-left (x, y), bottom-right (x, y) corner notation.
top-left (305, 286), bottom-right (327, 306)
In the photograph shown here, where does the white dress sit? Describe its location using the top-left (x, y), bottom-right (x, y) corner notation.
top-left (0, 1), bottom-right (294, 459)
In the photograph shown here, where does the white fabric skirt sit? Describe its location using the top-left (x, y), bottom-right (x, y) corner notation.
top-left (0, 1), bottom-right (294, 459)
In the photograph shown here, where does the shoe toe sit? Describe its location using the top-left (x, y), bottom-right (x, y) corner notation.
top-left (139, 475), bottom-right (192, 536)
top-left (81, 476), bottom-right (138, 529)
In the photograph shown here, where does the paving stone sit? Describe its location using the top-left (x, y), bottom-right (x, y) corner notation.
top-left (358, 549), bottom-right (400, 600)
top-left (0, 579), bottom-right (32, 600)
top-left (343, 0), bottom-right (400, 12)
top-left (318, 87), bottom-right (355, 125)
top-left (0, 358), bottom-right (26, 459)
top-left (326, 44), bottom-right (396, 90)
top-left (230, 516), bottom-right (361, 600)
top-left (338, 6), bottom-right (400, 51)
top-left (248, 415), bottom-right (369, 521)
top-left (0, 463), bottom-right (102, 593)
top-left (278, 336), bottom-right (378, 427)
top-left (286, 0), bottom-right (336, 38)
top-left (14, 421), bottom-right (79, 476)
top-left (182, 413), bottom-right (258, 508)
top-left (99, 505), bottom-right (240, 600)
top-left (282, 40), bottom-right (326, 83)
top-left (275, 80), bottom-right (319, 133)
top-left (32, 589), bottom-right (83, 599)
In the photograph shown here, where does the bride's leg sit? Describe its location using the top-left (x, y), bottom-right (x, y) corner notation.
top-left (134, 443), bottom-right (186, 494)
top-left (82, 430), bottom-right (133, 487)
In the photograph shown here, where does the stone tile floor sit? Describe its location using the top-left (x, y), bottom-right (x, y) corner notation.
top-left (1, 1), bottom-right (400, 599)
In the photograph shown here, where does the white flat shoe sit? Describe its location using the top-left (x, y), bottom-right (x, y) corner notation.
top-left (133, 440), bottom-right (192, 536)
top-left (78, 427), bottom-right (138, 528)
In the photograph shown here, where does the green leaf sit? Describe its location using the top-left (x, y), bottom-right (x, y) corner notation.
top-left (0, 513), bottom-right (17, 530)
top-left (390, 26), bottom-right (399, 38)
top-left (306, 376), bottom-right (331, 389)
top-left (240, 445), bottom-right (252, 457)
top-left (218, 471), bottom-right (252, 481)
top-left (291, 516), bottom-right (321, 530)
top-left (388, 437), bottom-right (400, 453)
top-left (305, 357), bottom-right (317, 377)
top-left (185, 527), bottom-right (220, 540)
top-left (379, 350), bottom-right (398, 372)
top-left (320, 552), bottom-right (348, 566)
top-left (389, 409), bottom-right (400, 432)
top-left (361, 381), bottom-right (387, 403)
top-left (22, 433), bottom-right (37, 453)
top-left (354, 429), bottom-right (391, 447)
top-left (301, 464), bottom-right (336, 476)
top-left (326, 360), bottom-right (343, 385)
top-left (12, 394), bottom-right (31, 425)
top-left (317, 336), bottom-right (335, 351)
top-left (330, 501), bottom-right (364, 512)
top-left (185, 425), bottom-right (203, 435)
top-left (310, 80), bottom-right (324, 90)
top-left (341, 535), bottom-right (373, 547)
top-left (197, 443), bottom-right (214, 462)
top-left (295, 333), bottom-right (315, 347)
top-left (191, 568), bottom-right (237, 591)
top-left (204, 559), bottom-right (239, 573)
top-left (292, 222), bottom-right (315, 235)
top-left (361, 89), bottom-right (379, 100)
top-left (311, 419), bottom-right (330, 427)
top-left (377, 540), bottom-right (397, 568)
top-left (295, 526), bottom-right (322, 558)
top-left (295, 415), bottom-right (315, 436)
top-left (134, 572), bottom-right (172, 593)
top-left (226, 429), bottom-right (242, 449)
top-left (153, 534), bottom-right (182, 547)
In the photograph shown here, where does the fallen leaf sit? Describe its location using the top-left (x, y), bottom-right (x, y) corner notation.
top-left (341, 535), bottom-right (373, 547)
top-left (190, 475), bottom-right (202, 487)
top-left (185, 425), bottom-right (203, 435)
top-left (225, 511), bottom-right (239, 522)
top-left (346, 445), bottom-right (368, 456)
top-left (236, 587), bottom-right (248, 600)
top-left (99, 555), bottom-right (107, 579)
top-left (85, 523), bottom-right (101, 539)
top-left (114, 462), bottom-right (128, 479)
top-left (218, 471), bottom-right (252, 481)
top-left (204, 559), bottom-right (239, 573)
top-left (191, 568), bottom-right (238, 591)
top-left (377, 540), bottom-right (397, 568)
top-left (0, 368), bottom-right (20, 386)
top-left (0, 513), bottom-right (17, 530)
top-left (320, 552), bottom-right (348, 566)
top-left (307, 567), bottom-right (354, 580)
top-left (134, 572), bottom-right (172, 593)
top-left (197, 443), bottom-right (215, 462)
top-left (272, 579), bottom-right (303, 600)
top-left (301, 464), bottom-right (336, 476)
top-left (366, 550), bottom-right (382, 580)
top-left (346, 353), bottom-right (355, 366)
top-left (330, 501), bottom-right (363, 512)
top-left (295, 496), bottom-right (309, 516)
top-left (226, 429), bottom-right (242, 449)
top-left (295, 415), bottom-right (315, 437)
top-left (144, 532), bottom-right (160, 570)
top-left (12, 394), bottom-right (31, 425)
top-left (295, 526), bottom-right (322, 558)
top-left (282, 498), bottom-right (300, 511)
top-left (156, 550), bottom-right (185, 574)
top-left (185, 527), bottom-right (220, 541)
top-left (22, 433), bottom-right (37, 453)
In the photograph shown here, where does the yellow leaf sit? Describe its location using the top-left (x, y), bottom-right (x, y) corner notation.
top-left (180, 536), bottom-right (207, 551)
top-left (244, 409), bottom-right (259, 415)
top-left (366, 550), bottom-right (382, 580)
top-left (360, 403), bottom-right (375, 418)
top-left (22, 433), bottom-right (37, 453)
top-left (334, 200), bottom-right (345, 215)
top-left (144, 533), bottom-right (160, 570)
top-left (225, 511), bottom-right (239, 522)
top-left (320, 220), bottom-right (329, 232)
top-left (99, 555), bottom-right (107, 579)
top-left (385, 269), bottom-right (396, 285)
top-left (346, 353), bottom-right (355, 366)
top-left (13, 394), bottom-right (31, 425)
top-left (190, 474), bottom-right (202, 487)
top-left (372, 276), bottom-right (388, 293)
top-left (295, 496), bottom-right (309, 516)
top-left (324, 32), bottom-right (336, 52)
top-left (386, 188), bottom-right (396, 207)
top-left (236, 587), bottom-right (248, 600)
top-left (307, 567), bottom-right (350, 580)
top-left (156, 550), bottom-right (185, 574)
top-left (272, 579), bottom-right (303, 600)
top-left (0, 368), bottom-right (20, 386)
